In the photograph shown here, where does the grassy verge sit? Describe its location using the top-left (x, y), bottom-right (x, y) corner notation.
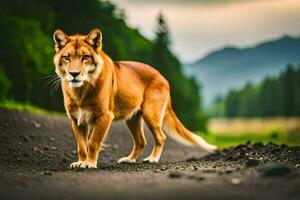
top-left (198, 129), bottom-right (299, 149)
top-left (0, 99), bottom-right (60, 115)
top-left (206, 117), bottom-right (300, 148)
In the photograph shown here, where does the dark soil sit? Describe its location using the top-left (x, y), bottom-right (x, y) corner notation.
top-left (0, 109), bottom-right (299, 200)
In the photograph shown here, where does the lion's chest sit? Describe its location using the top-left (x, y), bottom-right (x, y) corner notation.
top-left (71, 108), bottom-right (93, 126)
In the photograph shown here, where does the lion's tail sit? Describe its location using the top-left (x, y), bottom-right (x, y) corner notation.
top-left (163, 104), bottom-right (217, 153)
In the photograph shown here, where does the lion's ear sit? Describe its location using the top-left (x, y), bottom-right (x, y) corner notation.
top-left (85, 28), bottom-right (102, 49)
top-left (53, 29), bottom-right (69, 51)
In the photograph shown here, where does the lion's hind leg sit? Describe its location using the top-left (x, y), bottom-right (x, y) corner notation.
top-left (141, 79), bottom-right (169, 163)
top-left (118, 111), bottom-right (147, 163)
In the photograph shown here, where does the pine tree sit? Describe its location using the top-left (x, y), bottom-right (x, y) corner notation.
top-left (151, 13), bottom-right (207, 131)
top-left (155, 13), bottom-right (170, 48)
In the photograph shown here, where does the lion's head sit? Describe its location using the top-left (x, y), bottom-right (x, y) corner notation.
top-left (53, 28), bottom-right (104, 88)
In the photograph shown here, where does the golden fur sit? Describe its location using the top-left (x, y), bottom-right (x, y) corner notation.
top-left (53, 28), bottom-right (217, 168)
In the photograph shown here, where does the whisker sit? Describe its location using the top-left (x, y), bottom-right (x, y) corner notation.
top-left (49, 79), bottom-right (61, 94)
top-left (41, 74), bottom-right (55, 79)
top-left (42, 74), bottom-right (60, 89)
top-left (50, 79), bottom-right (61, 95)
top-left (41, 73), bottom-right (57, 80)
top-left (49, 78), bottom-right (60, 86)
top-left (53, 82), bottom-right (61, 93)
top-left (46, 75), bottom-right (60, 84)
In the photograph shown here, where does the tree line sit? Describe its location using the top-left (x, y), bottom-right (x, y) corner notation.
top-left (0, 0), bottom-right (206, 130)
top-left (210, 64), bottom-right (300, 118)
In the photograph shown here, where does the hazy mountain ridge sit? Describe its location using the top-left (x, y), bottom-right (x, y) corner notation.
top-left (184, 35), bottom-right (300, 106)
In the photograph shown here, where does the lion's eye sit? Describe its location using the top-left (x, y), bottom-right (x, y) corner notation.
top-left (82, 55), bottom-right (90, 61)
top-left (63, 55), bottom-right (70, 61)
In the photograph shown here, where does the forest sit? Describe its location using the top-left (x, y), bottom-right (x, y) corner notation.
top-left (0, 0), bottom-right (206, 130)
top-left (210, 64), bottom-right (300, 118)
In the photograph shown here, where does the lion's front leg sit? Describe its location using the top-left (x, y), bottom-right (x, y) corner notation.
top-left (81, 112), bottom-right (114, 169)
top-left (69, 121), bottom-right (89, 169)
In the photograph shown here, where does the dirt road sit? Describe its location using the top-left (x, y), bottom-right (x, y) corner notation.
top-left (0, 109), bottom-right (299, 200)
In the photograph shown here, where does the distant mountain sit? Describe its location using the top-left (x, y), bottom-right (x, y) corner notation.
top-left (184, 35), bottom-right (300, 107)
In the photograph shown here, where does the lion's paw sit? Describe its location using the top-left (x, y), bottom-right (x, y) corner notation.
top-left (117, 157), bottom-right (136, 164)
top-left (69, 161), bottom-right (97, 169)
top-left (142, 156), bottom-right (159, 163)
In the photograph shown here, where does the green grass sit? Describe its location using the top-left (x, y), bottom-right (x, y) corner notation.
top-left (197, 129), bottom-right (299, 149)
top-left (0, 99), bottom-right (60, 115)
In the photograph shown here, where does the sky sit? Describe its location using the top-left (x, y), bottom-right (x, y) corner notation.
top-left (111, 0), bottom-right (300, 63)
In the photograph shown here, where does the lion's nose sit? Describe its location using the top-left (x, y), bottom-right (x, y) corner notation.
top-left (69, 71), bottom-right (80, 78)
